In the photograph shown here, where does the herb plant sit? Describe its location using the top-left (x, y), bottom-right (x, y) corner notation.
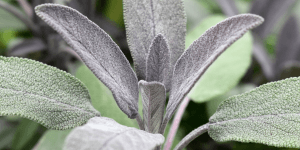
top-left (2, 1), bottom-right (300, 150)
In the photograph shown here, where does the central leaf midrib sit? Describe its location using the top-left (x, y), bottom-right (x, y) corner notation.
top-left (100, 128), bottom-right (136, 149)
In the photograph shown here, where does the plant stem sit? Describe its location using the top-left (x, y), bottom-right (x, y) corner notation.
top-left (174, 123), bottom-right (209, 150)
top-left (0, 1), bottom-right (39, 34)
top-left (136, 113), bottom-right (145, 130)
top-left (163, 96), bottom-right (190, 150)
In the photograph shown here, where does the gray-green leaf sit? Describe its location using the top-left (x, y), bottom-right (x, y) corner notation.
top-left (0, 56), bottom-right (100, 130)
top-left (139, 80), bottom-right (166, 133)
top-left (64, 117), bottom-right (165, 150)
top-left (146, 34), bottom-right (171, 91)
top-left (165, 14), bottom-right (264, 123)
top-left (35, 4), bottom-right (139, 119)
top-left (209, 77), bottom-right (300, 148)
top-left (123, 0), bottom-right (186, 80)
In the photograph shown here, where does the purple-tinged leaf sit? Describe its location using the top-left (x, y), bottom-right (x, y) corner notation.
top-left (8, 38), bottom-right (46, 56)
top-left (162, 14), bottom-right (264, 131)
top-left (35, 4), bottom-right (139, 119)
top-left (146, 34), bottom-right (171, 90)
top-left (123, 0), bottom-right (186, 80)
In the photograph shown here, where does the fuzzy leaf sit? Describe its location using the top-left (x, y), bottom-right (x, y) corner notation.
top-left (165, 14), bottom-right (264, 122)
top-left (139, 80), bottom-right (166, 133)
top-left (250, 0), bottom-right (296, 39)
top-left (35, 4), bottom-right (139, 119)
top-left (187, 15), bottom-right (252, 103)
top-left (123, 0), bottom-right (186, 80)
top-left (209, 77), bottom-right (300, 148)
top-left (146, 34), bottom-right (171, 90)
top-left (8, 38), bottom-right (46, 56)
top-left (64, 117), bottom-right (165, 150)
top-left (0, 56), bottom-right (100, 130)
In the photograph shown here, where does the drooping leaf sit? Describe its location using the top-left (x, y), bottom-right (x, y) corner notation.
top-left (33, 130), bottom-right (72, 150)
top-left (216, 0), bottom-right (239, 17)
top-left (12, 118), bottom-right (40, 150)
top-left (123, 0), bottom-right (186, 80)
top-left (250, 0), bottom-right (296, 39)
top-left (0, 56), bottom-right (100, 130)
top-left (164, 14), bottom-right (264, 125)
top-left (146, 34), bottom-right (171, 90)
top-left (187, 15), bottom-right (253, 103)
top-left (64, 117), bottom-right (165, 150)
top-left (35, 4), bottom-right (139, 119)
top-left (8, 38), bottom-right (46, 56)
top-left (76, 65), bottom-right (138, 128)
top-left (209, 77), bottom-right (300, 148)
top-left (275, 15), bottom-right (300, 75)
top-left (139, 80), bottom-right (166, 133)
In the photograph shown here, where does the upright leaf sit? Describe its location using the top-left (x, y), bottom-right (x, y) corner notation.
top-left (123, 0), bottom-right (186, 80)
top-left (209, 77), bottom-right (300, 148)
top-left (0, 56), bottom-right (100, 130)
top-left (64, 117), bottom-right (165, 150)
top-left (139, 80), bottom-right (166, 133)
top-left (164, 14), bottom-right (264, 126)
top-left (35, 4), bottom-right (139, 119)
top-left (146, 34), bottom-right (171, 90)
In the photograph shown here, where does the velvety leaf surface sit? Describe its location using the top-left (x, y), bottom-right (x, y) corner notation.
top-left (76, 65), bottom-right (138, 128)
top-left (146, 34), bottom-right (171, 90)
top-left (0, 56), bottom-right (100, 130)
top-left (64, 117), bottom-right (165, 150)
top-left (34, 130), bottom-right (72, 150)
top-left (187, 15), bottom-right (252, 103)
top-left (165, 14), bottom-right (264, 122)
top-left (209, 77), bottom-right (300, 148)
top-left (35, 4), bottom-right (139, 119)
top-left (123, 0), bottom-right (186, 80)
top-left (139, 80), bottom-right (166, 133)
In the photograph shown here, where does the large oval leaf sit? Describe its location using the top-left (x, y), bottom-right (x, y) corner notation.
top-left (35, 4), bottom-right (139, 119)
top-left (64, 117), bottom-right (165, 150)
top-left (187, 15), bottom-right (252, 103)
top-left (209, 77), bottom-right (300, 148)
top-left (0, 56), bottom-right (100, 130)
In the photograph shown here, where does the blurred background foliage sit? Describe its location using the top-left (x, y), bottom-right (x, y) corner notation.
top-left (0, 0), bottom-right (300, 149)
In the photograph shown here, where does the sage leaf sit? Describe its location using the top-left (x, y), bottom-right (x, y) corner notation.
top-left (0, 56), bottom-right (100, 130)
top-left (0, 118), bottom-right (17, 149)
top-left (8, 38), bottom-right (46, 56)
top-left (123, 0), bottom-right (186, 80)
top-left (34, 130), bottom-right (72, 150)
top-left (139, 80), bottom-right (166, 133)
top-left (209, 77), bottom-right (300, 148)
top-left (64, 117), bottom-right (165, 150)
top-left (187, 15), bottom-right (252, 103)
top-left (165, 14), bottom-right (264, 122)
top-left (216, 0), bottom-right (239, 17)
top-left (35, 4), bottom-right (139, 119)
top-left (250, 0), bottom-right (296, 39)
top-left (146, 34), bottom-right (171, 90)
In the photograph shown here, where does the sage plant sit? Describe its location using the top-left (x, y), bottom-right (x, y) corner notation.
top-left (2, 1), bottom-right (300, 150)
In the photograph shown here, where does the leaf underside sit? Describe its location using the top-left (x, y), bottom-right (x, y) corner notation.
top-left (0, 56), bottom-right (100, 130)
top-left (139, 80), bottom-right (166, 133)
top-left (64, 117), bottom-right (165, 150)
top-left (123, 0), bottom-right (186, 80)
top-left (209, 77), bottom-right (300, 148)
top-left (35, 4), bottom-right (139, 119)
top-left (165, 14), bottom-right (264, 122)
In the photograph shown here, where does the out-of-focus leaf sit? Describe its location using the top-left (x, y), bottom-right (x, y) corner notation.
top-left (279, 61), bottom-right (300, 79)
top-left (64, 117), bottom-right (165, 150)
top-left (12, 118), bottom-right (40, 150)
top-left (209, 77), bottom-right (300, 148)
top-left (35, 4), bottom-right (139, 119)
top-left (75, 65), bottom-right (138, 128)
top-left (33, 129), bottom-right (72, 150)
top-left (146, 34), bottom-right (171, 91)
top-left (275, 16), bottom-right (300, 75)
top-left (0, 118), bottom-right (17, 149)
top-left (0, 56), bottom-right (100, 130)
top-left (8, 38), bottom-right (46, 56)
top-left (250, 0), bottom-right (296, 39)
top-left (187, 15), bottom-right (253, 103)
top-left (206, 84), bottom-right (256, 117)
top-left (123, 0), bottom-right (186, 80)
top-left (67, 0), bottom-right (95, 17)
top-left (216, 0), bottom-right (239, 16)
top-left (139, 80), bottom-right (166, 133)
top-left (104, 0), bottom-right (123, 26)
top-left (184, 0), bottom-right (209, 30)
top-left (164, 14), bottom-right (264, 126)
top-left (0, 8), bottom-right (26, 30)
